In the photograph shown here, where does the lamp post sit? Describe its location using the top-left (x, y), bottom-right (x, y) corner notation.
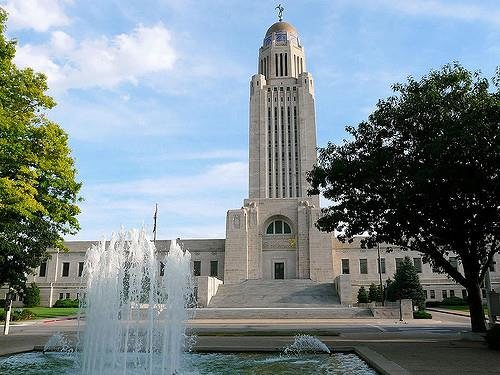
top-left (3, 288), bottom-right (13, 335)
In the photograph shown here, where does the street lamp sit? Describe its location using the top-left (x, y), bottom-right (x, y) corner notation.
top-left (3, 287), bottom-right (14, 335)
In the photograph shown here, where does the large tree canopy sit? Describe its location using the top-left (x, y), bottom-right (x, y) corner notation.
top-left (0, 9), bottom-right (81, 291)
top-left (308, 63), bottom-right (500, 332)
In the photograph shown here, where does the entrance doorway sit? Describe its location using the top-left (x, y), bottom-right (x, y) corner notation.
top-left (274, 262), bottom-right (285, 279)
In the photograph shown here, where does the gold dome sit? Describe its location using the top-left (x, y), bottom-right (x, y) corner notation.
top-left (265, 21), bottom-right (297, 37)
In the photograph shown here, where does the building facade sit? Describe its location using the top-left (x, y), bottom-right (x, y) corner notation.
top-left (3, 20), bottom-right (499, 307)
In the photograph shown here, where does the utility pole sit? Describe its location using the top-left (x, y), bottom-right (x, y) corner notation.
top-left (485, 259), bottom-right (496, 328)
top-left (153, 203), bottom-right (158, 244)
top-left (377, 243), bottom-right (384, 306)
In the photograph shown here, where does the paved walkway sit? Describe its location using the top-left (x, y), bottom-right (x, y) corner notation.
top-left (0, 312), bottom-right (498, 374)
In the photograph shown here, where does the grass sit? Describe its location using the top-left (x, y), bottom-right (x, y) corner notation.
top-left (440, 305), bottom-right (470, 311)
top-left (435, 305), bottom-right (489, 314)
top-left (25, 307), bottom-right (79, 319)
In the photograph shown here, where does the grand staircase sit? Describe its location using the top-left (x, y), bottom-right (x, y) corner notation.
top-left (193, 279), bottom-right (372, 319)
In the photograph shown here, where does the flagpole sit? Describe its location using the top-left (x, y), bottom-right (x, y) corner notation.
top-left (153, 203), bottom-right (158, 244)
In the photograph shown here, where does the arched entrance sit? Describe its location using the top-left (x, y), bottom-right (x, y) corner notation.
top-left (262, 217), bottom-right (297, 280)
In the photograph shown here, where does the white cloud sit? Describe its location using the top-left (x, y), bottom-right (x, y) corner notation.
top-left (2, 0), bottom-right (71, 32)
top-left (14, 24), bottom-right (177, 91)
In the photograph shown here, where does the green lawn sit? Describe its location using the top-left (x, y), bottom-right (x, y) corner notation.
top-left (25, 307), bottom-right (80, 319)
top-left (436, 305), bottom-right (488, 314)
top-left (440, 305), bottom-right (470, 311)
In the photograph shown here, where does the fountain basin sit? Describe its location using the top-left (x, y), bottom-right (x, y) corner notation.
top-left (0, 351), bottom-right (378, 374)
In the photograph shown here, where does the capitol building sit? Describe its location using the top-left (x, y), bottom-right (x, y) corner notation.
top-left (5, 19), bottom-right (499, 309)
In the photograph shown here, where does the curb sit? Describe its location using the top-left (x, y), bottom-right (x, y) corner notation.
top-left (42, 316), bottom-right (78, 324)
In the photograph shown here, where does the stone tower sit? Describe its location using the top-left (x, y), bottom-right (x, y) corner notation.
top-left (224, 20), bottom-right (333, 284)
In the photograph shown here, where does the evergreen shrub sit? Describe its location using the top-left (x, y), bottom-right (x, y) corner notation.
top-left (357, 286), bottom-right (369, 303)
top-left (53, 298), bottom-right (79, 308)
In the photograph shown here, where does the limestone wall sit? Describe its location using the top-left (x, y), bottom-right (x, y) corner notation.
top-left (195, 276), bottom-right (223, 307)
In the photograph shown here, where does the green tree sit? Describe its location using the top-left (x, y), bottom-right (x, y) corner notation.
top-left (386, 257), bottom-right (425, 310)
top-left (385, 278), bottom-right (395, 302)
top-left (357, 286), bottom-right (369, 303)
top-left (0, 9), bottom-right (81, 291)
top-left (23, 282), bottom-right (40, 307)
top-left (368, 282), bottom-right (382, 303)
top-left (308, 63), bottom-right (500, 332)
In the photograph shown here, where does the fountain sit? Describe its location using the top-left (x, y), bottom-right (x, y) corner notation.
top-left (283, 334), bottom-right (331, 355)
top-left (80, 229), bottom-right (193, 374)
top-left (43, 332), bottom-right (74, 353)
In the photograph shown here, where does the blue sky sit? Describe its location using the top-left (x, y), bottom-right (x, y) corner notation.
top-left (2, 0), bottom-right (499, 240)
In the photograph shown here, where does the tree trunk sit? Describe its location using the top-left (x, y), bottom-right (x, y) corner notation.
top-left (467, 283), bottom-right (486, 332)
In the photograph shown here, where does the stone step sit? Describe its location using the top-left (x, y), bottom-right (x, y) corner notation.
top-left (207, 279), bottom-right (341, 308)
top-left (192, 307), bottom-right (373, 319)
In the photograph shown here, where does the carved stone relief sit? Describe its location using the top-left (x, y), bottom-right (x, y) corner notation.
top-left (233, 214), bottom-right (241, 229)
top-left (262, 235), bottom-right (296, 250)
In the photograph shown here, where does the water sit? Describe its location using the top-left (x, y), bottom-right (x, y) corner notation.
top-left (43, 332), bottom-right (74, 353)
top-left (0, 351), bottom-right (378, 374)
top-left (79, 229), bottom-right (193, 375)
top-left (283, 334), bottom-right (331, 354)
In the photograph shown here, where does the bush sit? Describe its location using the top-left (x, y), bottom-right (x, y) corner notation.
top-left (0, 299), bottom-right (5, 308)
top-left (413, 310), bottom-right (432, 319)
top-left (440, 296), bottom-right (468, 306)
top-left (0, 308), bottom-right (36, 321)
top-left (12, 309), bottom-right (36, 321)
top-left (53, 298), bottom-right (79, 308)
top-left (24, 282), bottom-right (41, 307)
top-left (368, 283), bottom-right (382, 302)
top-left (357, 286), bottom-right (369, 303)
top-left (425, 301), bottom-right (441, 308)
top-left (485, 325), bottom-right (500, 350)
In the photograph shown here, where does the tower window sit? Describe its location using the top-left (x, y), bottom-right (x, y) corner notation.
top-left (266, 220), bottom-right (292, 235)
top-left (279, 53), bottom-right (283, 76)
top-left (284, 53), bottom-right (288, 76)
